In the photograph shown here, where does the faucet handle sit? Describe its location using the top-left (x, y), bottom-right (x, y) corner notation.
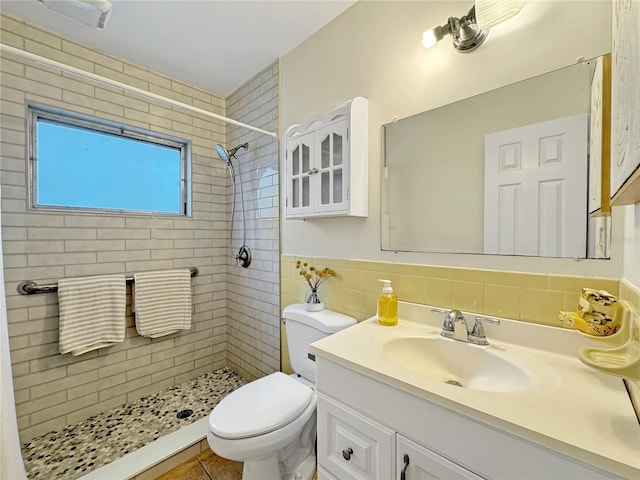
top-left (469, 316), bottom-right (500, 345)
top-left (432, 308), bottom-right (456, 338)
top-left (431, 308), bottom-right (452, 330)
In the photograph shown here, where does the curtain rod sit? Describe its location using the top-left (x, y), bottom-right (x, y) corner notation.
top-left (0, 43), bottom-right (278, 138)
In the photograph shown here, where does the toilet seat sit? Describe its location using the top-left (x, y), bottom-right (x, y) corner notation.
top-left (209, 372), bottom-right (313, 440)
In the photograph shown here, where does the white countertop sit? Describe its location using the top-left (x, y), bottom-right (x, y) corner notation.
top-left (311, 301), bottom-right (640, 478)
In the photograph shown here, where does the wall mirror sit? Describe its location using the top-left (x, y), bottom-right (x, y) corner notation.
top-left (382, 55), bottom-right (611, 259)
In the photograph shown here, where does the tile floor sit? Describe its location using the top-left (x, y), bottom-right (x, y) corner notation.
top-left (158, 450), bottom-right (319, 480)
top-left (156, 449), bottom-right (243, 480)
top-left (21, 368), bottom-right (246, 479)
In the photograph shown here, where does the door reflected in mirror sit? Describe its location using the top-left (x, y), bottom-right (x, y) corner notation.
top-left (382, 56), bottom-right (611, 259)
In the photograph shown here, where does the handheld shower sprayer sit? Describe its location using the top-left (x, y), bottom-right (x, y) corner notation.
top-left (216, 142), bottom-right (251, 268)
top-left (215, 143), bottom-right (248, 164)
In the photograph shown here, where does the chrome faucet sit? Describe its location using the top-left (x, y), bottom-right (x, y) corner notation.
top-left (434, 309), bottom-right (500, 345)
top-left (436, 309), bottom-right (457, 339)
top-left (452, 310), bottom-right (469, 341)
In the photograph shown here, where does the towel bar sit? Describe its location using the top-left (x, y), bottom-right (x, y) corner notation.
top-left (17, 267), bottom-right (199, 295)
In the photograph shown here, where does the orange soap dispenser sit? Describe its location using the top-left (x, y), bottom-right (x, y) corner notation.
top-left (377, 279), bottom-right (398, 326)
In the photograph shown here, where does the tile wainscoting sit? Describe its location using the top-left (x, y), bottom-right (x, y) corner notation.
top-left (280, 254), bottom-right (626, 372)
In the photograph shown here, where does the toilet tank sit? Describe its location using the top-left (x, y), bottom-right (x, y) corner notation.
top-left (283, 304), bottom-right (356, 383)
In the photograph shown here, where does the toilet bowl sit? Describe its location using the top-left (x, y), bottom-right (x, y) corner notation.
top-left (207, 304), bottom-right (356, 480)
top-left (207, 372), bottom-right (317, 480)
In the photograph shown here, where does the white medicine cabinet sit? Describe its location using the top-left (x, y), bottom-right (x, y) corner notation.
top-left (284, 97), bottom-right (368, 219)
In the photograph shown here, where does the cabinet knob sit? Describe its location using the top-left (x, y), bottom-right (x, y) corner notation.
top-left (342, 447), bottom-right (354, 461)
top-left (307, 168), bottom-right (318, 175)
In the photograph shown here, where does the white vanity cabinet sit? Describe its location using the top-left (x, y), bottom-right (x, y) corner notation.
top-left (317, 392), bottom-right (482, 480)
top-left (396, 434), bottom-right (483, 480)
top-left (315, 358), bottom-right (626, 480)
top-left (284, 97), bottom-right (368, 219)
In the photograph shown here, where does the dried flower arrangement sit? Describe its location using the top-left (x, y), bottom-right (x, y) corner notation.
top-left (295, 260), bottom-right (336, 291)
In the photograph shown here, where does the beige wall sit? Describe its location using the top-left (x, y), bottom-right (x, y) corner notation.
top-left (0, 14), bottom-right (279, 442)
top-left (280, 0), bottom-right (622, 277)
top-left (276, 0), bottom-right (640, 377)
top-left (622, 205), bottom-right (640, 289)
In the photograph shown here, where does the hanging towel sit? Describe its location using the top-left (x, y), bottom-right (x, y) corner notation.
top-left (58, 274), bottom-right (126, 356)
top-left (133, 269), bottom-right (192, 338)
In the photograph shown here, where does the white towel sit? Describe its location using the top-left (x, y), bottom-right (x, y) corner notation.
top-left (58, 274), bottom-right (126, 356)
top-left (133, 269), bottom-right (192, 338)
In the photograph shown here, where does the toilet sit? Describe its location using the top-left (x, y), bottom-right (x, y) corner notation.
top-left (206, 304), bottom-right (356, 480)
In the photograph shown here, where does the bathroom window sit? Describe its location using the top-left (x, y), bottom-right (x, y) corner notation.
top-left (28, 105), bottom-right (190, 215)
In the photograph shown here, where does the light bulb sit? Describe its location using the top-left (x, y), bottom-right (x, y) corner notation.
top-left (422, 25), bottom-right (448, 49)
top-left (422, 29), bottom-right (439, 49)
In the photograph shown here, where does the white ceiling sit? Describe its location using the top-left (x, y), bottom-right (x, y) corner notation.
top-left (0, 0), bottom-right (356, 97)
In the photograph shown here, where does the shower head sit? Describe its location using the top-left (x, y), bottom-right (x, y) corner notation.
top-left (215, 143), bottom-right (248, 164)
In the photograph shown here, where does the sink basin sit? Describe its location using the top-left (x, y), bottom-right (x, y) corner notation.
top-left (381, 336), bottom-right (531, 392)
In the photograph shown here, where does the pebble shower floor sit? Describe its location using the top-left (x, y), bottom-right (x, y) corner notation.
top-left (21, 368), bottom-right (246, 479)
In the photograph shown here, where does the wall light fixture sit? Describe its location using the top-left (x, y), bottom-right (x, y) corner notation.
top-left (36, 0), bottom-right (112, 30)
top-left (422, 0), bottom-right (524, 53)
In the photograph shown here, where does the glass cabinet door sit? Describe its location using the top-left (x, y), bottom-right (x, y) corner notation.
top-left (286, 131), bottom-right (314, 216)
top-left (315, 119), bottom-right (349, 213)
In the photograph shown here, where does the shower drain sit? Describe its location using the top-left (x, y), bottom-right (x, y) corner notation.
top-left (445, 379), bottom-right (463, 387)
top-left (177, 409), bottom-right (193, 419)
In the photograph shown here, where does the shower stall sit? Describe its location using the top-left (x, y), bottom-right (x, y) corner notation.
top-left (0, 21), bottom-right (280, 477)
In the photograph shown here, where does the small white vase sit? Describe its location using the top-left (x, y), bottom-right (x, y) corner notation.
top-left (306, 301), bottom-right (325, 312)
top-left (305, 289), bottom-right (324, 311)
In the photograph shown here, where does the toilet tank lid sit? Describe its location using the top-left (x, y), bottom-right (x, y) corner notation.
top-left (282, 304), bottom-right (357, 333)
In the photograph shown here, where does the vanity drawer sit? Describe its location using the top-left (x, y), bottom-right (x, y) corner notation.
top-left (317, 393), bottom-right (394, 480)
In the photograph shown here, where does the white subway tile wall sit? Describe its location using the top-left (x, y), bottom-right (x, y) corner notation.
top-left (0, 14), bottom-right (280, 442)
top-left (225, 62), bottom-right (280, 381)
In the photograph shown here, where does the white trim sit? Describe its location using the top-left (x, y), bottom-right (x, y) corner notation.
top-left (79, 417), bottom-right (207, 480)
top-left (0, 43), bottom-right (278, 139)
top-left (28, 103), bottom-right (191, 216)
